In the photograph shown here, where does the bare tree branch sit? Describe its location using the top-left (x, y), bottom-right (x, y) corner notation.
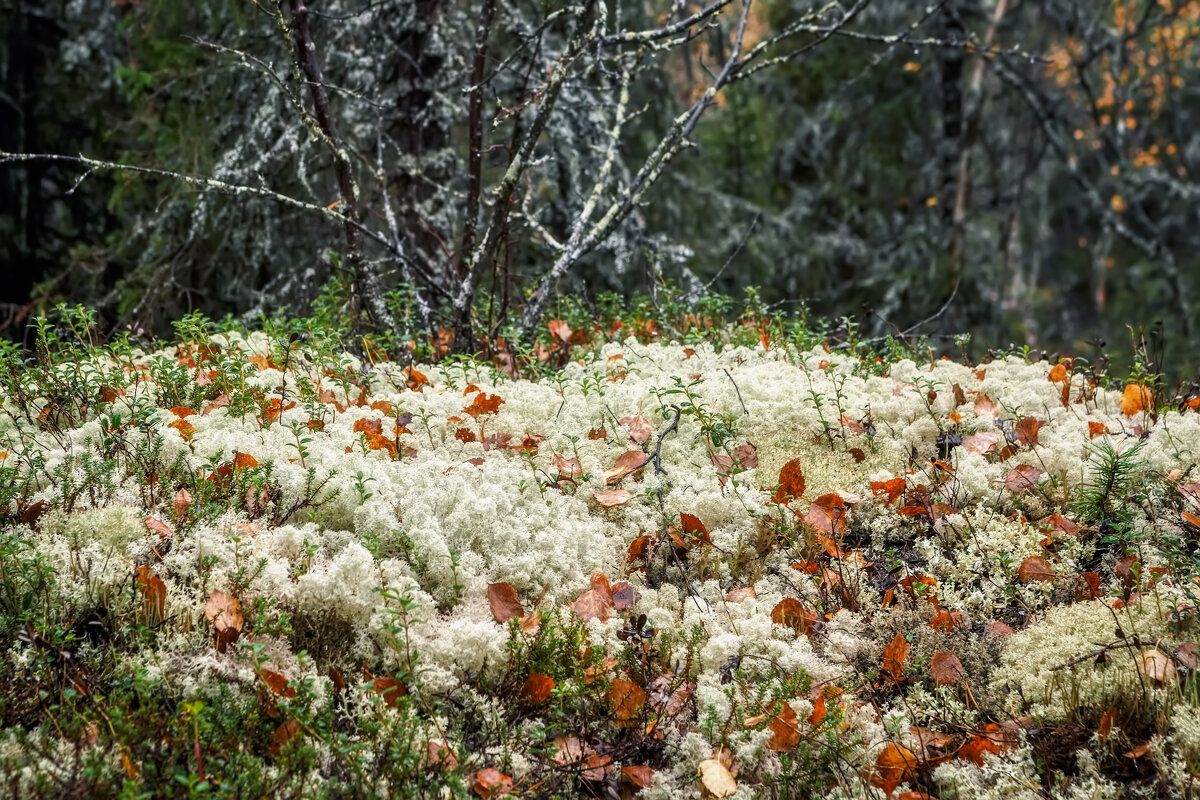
top-left (284, 0), bottom-right (395, 335)
top-left (460, 0), bottom-right (497, 276)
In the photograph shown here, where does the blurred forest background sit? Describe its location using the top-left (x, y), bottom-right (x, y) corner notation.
top-left (1, 0), bottom-right (1197, 376)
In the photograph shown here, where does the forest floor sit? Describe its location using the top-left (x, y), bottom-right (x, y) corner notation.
top-left (1, 308), bottom-right (1200, 799)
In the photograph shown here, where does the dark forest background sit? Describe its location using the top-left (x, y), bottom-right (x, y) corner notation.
top-left (1, 0), bottom-right (1197, 376)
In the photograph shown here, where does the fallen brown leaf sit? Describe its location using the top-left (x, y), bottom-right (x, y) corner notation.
top-left (1017, 556), bottom-right (1056, 584)
top-left (604, 451), bottom-right (649, 485)
top-left (487, 582), bottom-right (524, 624)
top-left (930, 651), bottom-right (965, 686)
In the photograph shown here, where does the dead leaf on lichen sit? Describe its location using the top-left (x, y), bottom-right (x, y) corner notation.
top-left (572, 573), bottom-right (614, 622)
top-left (725, 586), bottom-right (756, 603)
top-left (871, 743), bottom-right (917, 794)
top-left (1121, 383), bottom-right (1152, 416)
top-left (678, 513), bottom-right (711, 548)
top-left (804, 492), bottom-right (849, 535)
top-left (593, 489), bottom-right (634, 507)
top-left (607, 679), bottom-right (647, 727)
top-left (621, 765), bottom-right (655, 789)
top-left (470, 767), bottom-right (513, 798)
top-left (620, 413), bottom-right (652, 445)
top-left (487, 582), bottom-right (524, 624)
top-left (771, 597), bottom-right (813, 636)
top-left (1004, 464), bottom-right (1043, 493)
top-left (551, 453), bottom-right (582, 479)
top-left (882, 632), bottom-right (911, 683)
top-left (767, 702), bottom-right (801, 752)
top-left (697, 757), bottom-right (737, 797)
top-left (372, 676), bottom-right (406, 707)
top-left (604, 451), bottom-right (649, 485)
top-left (930, 651), bottom-right (965, 685)
top-left (1017, 556), bottom-right (1056, 583)
top-left (974, 394), bottom-right (998, 419)
top-left (962, 431), bottom-right (1000, 455)
top-left (135, 566), bottom-right (166, 618)
top-left (1137, 649), bottom-right (1178, 686)
top-left (773, 459), bottom-right (806, 504)
top-left (464, 393), bottom-right (504, 419)
top-left (521, 673), bottom-right (555, 704)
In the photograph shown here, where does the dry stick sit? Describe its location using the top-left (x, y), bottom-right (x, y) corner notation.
top-left (650, 405), bottom-right (683, 476)
top-left (518, 0), bottom-right (760, 339)
top-left (644, 406), bottom-right (703, 605)
top-left (723, 368), bottom-right (748, 415)
top-left (1048, 638), bottom-right (1163, 672)
top-left (459, 0), bottom-right (497, 274)
top-left (0, 151), bottom-right (449, 303)
top-left (286, 0), bottom-right (395, 336)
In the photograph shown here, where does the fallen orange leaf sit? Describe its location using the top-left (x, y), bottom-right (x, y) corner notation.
top-left (882, 632), bottom-right (911, 683)
top-left (372, 676), bottom-right (406, 707)
top-left (771, 597), bottom-right (813, 636)
top-left (607, 679), bottom-right (647, 726)
top-left (767, 702), bottom-right (801, 752)
top-left (773, 458), bottom-right (806, 504)
top-left (521, 673), bottom-right (555, 704)
top-left (604, 451), bottom-right (649, 485)
top-left (1004, 464), bottom-right (1043, 493)
top-left (471, 767), bottom-right (513, 798)
top-left (1121, 383), bottom-right (1151, 416)
top-left (679, 513), bottom-right (711, 548)
top-left (805, 492), bottom-right (849, 535)
top-left (464, 393), bottom-right (504, 419)
top-left (872, 743), bottom-right (917, 794)
top-left (870, 477), bottom-right (906, 504)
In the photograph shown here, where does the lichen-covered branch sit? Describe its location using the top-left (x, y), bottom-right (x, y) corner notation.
top-left (284, 0), bottom-right (395, 336)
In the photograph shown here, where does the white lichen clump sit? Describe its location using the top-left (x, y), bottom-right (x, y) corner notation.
top-left (5, 329), bottom-right (1200, 797)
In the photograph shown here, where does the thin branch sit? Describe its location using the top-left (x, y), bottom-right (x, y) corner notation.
top-left (460, 0), bottom-right (498, 275)
top-left (901, 276), bottom-right (960, 337)
top-left (518, 0), bottom-right (762, 338)
top-left (599, 0), bottom-right (733, 47)
top-left (723, 369), bottom-right (748, 416)
top-left (285, 0), bottom-right (395, 334)
top-left (457, 1), bottom-right (600, 330)
top-left (0, 150), bottom-right (449, 302)
top-left (704, 212), bottom-right (759, 291)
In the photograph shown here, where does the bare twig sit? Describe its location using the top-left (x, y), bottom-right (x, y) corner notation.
top-left (723, 369), bottom-right (748, 416)
top-left (519, 0), bottom-right (764, 338)
top-left (460, 0), bottom-right (497, 274)
top-left (284, 0), bottom-right (395, 335)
